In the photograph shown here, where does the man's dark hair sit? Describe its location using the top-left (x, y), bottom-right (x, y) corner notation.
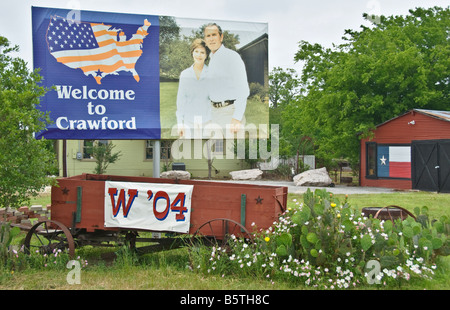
top-left (203, 23), bottom-right (223, 36)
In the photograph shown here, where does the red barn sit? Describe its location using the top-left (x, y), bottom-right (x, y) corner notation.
top-left (360, 109), bottom-right (450, 192)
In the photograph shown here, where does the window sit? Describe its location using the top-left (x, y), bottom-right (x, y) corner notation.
top-left (83, 140), bottom-right (95, 159)
top-left (212, 139), bottom-right (224, 154)
top-left (366, 143), bottom-right (377, 178)
top-left (161, 141), bottom-right (172, 160)
top-left (83, 140), bottom-right (108, 159)
top-left (145, 140), bottom-right (153, 159)
top-left (366, 142), bottom-right (411, 179)
top-left (146, 140), bottom-right (172, 160)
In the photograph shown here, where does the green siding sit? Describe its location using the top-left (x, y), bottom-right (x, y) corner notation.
top-left (57, 139), bottom-right (248, 178)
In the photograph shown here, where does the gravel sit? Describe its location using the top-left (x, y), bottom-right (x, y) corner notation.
top-left (201, 179), bottom-right (398, 195)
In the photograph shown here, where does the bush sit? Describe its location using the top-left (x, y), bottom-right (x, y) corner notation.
top-left (0, 223), bottom-right (20, 265)
top-left (249, 82), bottom-right (268, 102)
top-left (192, 189), bottom-right (449, 289)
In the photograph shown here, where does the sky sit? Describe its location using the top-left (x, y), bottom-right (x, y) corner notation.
top-left (1, 0), bottom-right (448, 73)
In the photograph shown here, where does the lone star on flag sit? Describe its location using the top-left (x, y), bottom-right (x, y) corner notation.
top-left (380, 155), bottom-right (387, 165)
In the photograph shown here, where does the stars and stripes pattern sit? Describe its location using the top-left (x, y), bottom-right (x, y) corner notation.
top-left (377, 146), bottom-right (411, 178)
top-left (46, 15), bottom-right (150, 84)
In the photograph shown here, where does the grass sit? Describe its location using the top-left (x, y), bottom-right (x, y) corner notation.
top-left (331, 191), bottom-right (450, 220)
top-left (2, 189), bottom-right (449, 290)
top-left (4, 260), bottom-right (293, 290)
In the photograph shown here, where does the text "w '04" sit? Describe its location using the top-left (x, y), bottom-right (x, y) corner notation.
top-left (107, 188), bottom-right (188, 221)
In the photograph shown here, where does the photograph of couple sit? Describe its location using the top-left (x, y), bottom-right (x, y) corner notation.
top-left (176, 23), bottom-right (248, 138)
top-left (159, 17), bottom-right (269, 140)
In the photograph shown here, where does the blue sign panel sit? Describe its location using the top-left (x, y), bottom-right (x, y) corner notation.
top-left (32, 7), bottom-right (161, 139)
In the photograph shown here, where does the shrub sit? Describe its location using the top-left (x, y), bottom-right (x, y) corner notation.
top-left (1, 222), bottom-right (88, 280)
top-left (0, 223), bottom-right (20, 265)
top-left (193, 189), bottom-right (449, 289)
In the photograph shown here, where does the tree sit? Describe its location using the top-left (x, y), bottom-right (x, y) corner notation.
top-left (159, 16), bottom-right (186, 80)
top-left (159, 38), bottom-right (192, 80)
top-left (159, 19), bottom-right (241, 80)
top-left (92, 141), bottom-right (122, 175)
top-left (269, 67), bottom-right (300, 109)
top-left (0, 36), bottom-right (57, 211)
top-left (287, 6), bottom-right (449, 166)
top-left (268, 67), bottom-right (304, 159)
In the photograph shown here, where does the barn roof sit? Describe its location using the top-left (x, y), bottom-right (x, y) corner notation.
top-left (413, 109), bottom-right (450, 122)
top-left (376, 109), bottom-right (450, 128)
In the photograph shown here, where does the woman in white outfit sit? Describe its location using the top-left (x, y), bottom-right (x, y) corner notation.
top-left (175, 39), bottom-right (211, 139)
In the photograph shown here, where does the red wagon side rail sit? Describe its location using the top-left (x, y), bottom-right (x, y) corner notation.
top-left (51, 174), bottom-right (288, 236)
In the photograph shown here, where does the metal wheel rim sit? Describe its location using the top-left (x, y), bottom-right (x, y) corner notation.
top-left (190, 218), bottom-right (253, 249)
top-left (23, 220), bottom-right (75, 258)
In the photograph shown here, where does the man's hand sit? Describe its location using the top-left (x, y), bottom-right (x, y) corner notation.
top-left (229, 118), bottom-right (242, 133)
top-left (177, 125), bottom-right (185, 137)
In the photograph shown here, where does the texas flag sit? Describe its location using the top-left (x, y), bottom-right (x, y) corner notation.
top-left (377, 146), bottom-right (411, 178)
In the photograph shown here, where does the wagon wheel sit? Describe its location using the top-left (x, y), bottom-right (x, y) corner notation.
top-left (23, 220), bottom-right (75, 259)
top-left (190, 218), bottom-right (254, 250)
top-left (374, 205), bottom-right (416, 222)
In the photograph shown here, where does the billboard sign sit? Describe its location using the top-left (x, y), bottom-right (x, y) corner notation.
top-left (32, 7), bottom-right (268, 140)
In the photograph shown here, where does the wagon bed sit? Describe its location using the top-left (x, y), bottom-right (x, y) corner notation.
top-left (24, 174), bottom-right (288, 257)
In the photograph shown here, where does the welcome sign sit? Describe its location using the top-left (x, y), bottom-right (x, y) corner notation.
top-left (32, 7), bottom-right (160, 139)
top-left (32, 6), bottom-right (269, 140)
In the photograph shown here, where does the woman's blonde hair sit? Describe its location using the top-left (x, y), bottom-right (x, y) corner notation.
top-left (190, 38), bottom-right (210, 58)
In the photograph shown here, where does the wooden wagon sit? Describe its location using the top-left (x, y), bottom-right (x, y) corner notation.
top-left (23, 174), bottom-right (288, 257)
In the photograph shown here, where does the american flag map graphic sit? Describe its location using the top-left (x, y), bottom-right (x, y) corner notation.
top-left (46, 15), bottom-right (151, 84)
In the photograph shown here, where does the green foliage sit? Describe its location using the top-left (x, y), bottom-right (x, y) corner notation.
top-left (159, 18), bottom-right (241, 80)
top-left (268, 67), bottom-right (306, 159)
top-left (269, 67), bottom-right (300, 109)
top-left (0, 36), bottom-right (57, 210)
top-left (92, 141), bottom-right (122, 175)
top-left (0, 223), bottom-right (20, 264)
top-left (249, 82), bottom-right (268, 102)
top-left (192, 188), bottom-right (448, 289)
top-left (282, 7), bottom-right (449, 165)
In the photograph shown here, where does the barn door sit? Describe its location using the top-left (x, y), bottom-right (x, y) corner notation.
top-left (412, 140), bottom-right (450, 193)
top-left (412, 141), bottom-right (439, 191)
top-left (438, 140), bottom-right (450, 193)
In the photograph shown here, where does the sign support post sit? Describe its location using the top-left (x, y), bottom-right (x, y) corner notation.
top-left (153, 140), bottom-right (160, 178)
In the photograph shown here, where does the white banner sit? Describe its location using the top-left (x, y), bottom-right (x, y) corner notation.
top-left (104, 181), bottom-right (194, 233)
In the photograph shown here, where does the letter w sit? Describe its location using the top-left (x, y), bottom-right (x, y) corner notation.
top-left (108, 188), bottom-right (138, 217)
top-left (55, 85), bottom-right (72, 99)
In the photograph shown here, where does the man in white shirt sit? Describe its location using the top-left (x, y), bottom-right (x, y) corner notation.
top-left (204, 23), bottom-right (250, 135)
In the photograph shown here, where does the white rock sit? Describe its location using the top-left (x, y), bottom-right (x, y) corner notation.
top-left (30, 205), bottom-right (43, 212)
top-left (230, 169), bottom-right (263, 180)
top-left (160, 170), bottom-right (191, 180)
top-left (293, 167), bottom-right (332, 187)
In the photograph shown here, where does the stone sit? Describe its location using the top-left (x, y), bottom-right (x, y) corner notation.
top-left (30, 205), bottom-right (43, 212)
top-left (160, 170), bottom-right (191, 180)
top-left (7, 216), bottom-right (18, 223)
top-left (38, 216), bottom-right (49, 222)
top-left (293, 167), bottom-right (333, 187)
top-left (230, 168), bottom-right (263, 180)
top-left (18, 206), bottom-right (29, 213)
top-left (20, 219), bottom-right (32, 227)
